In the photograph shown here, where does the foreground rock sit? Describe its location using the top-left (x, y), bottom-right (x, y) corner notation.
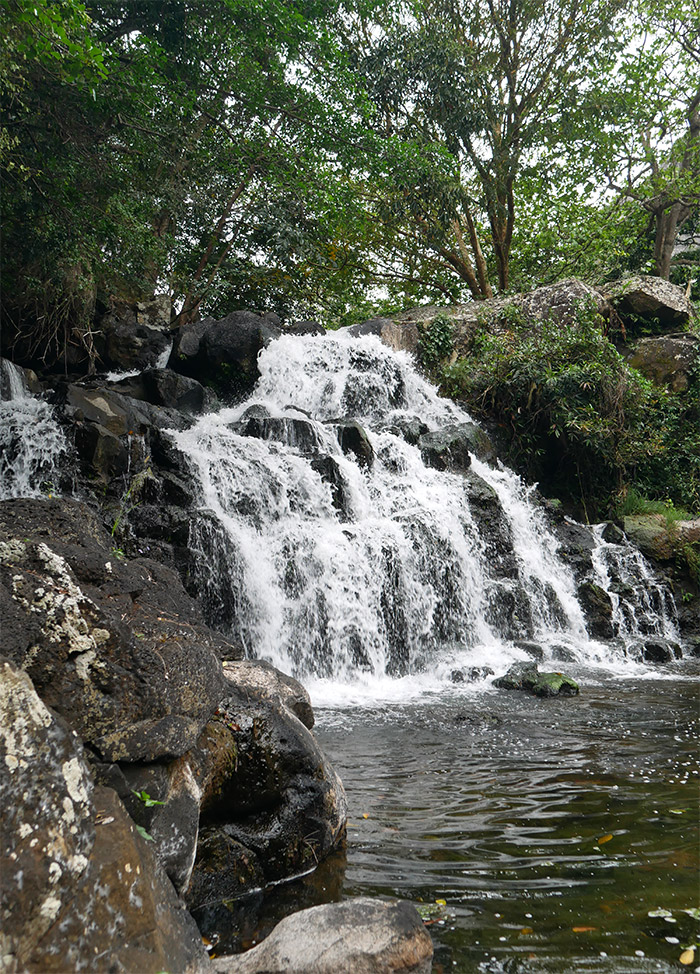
top-left (214, 898), bottom-right (433, 974)
top-left (0, 660), bottom-right (209, 974)
top-left (603, 276), bottom-right (694, 327)
top-left (493, 661), bottom-right (579, 697)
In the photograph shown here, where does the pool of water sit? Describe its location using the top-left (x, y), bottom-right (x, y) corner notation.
top-left (199, 670), bottom-right (700, 972)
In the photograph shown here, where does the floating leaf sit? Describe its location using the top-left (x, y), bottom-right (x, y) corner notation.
top-left (648, 908), bottom-right (673, 918)
top-left (573, 926), bottom-right (597, 932)
top-left (362, 813), bottom-right (370, 819)
top-left (669, 809), bottom-right (687, 815)
top-left (682, 908), bottom-right (700, 920)
top-left (520, 927), bottom-right (534, 935)
top-left (597, 834), bottom-right (613, 844)
top-left (679, 947), bottom-right (695, 965)
top-left (436, 899), bottom-right (447, 907)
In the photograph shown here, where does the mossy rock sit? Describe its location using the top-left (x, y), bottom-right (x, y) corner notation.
top-left (531, 671), bottom-right (579, 697)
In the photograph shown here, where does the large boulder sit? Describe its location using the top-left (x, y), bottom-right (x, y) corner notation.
top-left (419, 424), bottom-right (473, 473)
top-left (0, 660), bottom-right (209, 974)
top-left (603, 276), bottom-right (693, 328)
top-left (107, 368), bottom-right (207, 414)
top-left (576, 580), bottom-right (614, 639)
top-left (0, 498), bottom-right (230, 763)
top-left (214, 898), bottom-right (433, 974)
top-left (344, 317), bottom-right (420, 356)
top-left (493, 661), bottom-right (579, 697)
top-left (172, 310), bottom-right (281, 394)
top-left (96, 297), bottom-right (173, 372)
top-left (625, 333), bottom-right (700, 392)
top-left (186, 673), bottom-right (347, 908)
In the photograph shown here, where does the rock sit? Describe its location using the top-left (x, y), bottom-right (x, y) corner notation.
top-left (332, 419), bottom-right (375, 469)
top-left (66, 382), bottom-right (189, 436)
top-left (237, 415), bottom-right (323, 454)
top-left (214, 897), bottom-right (433, 974)
top-left (109, 368), bottom-right (206, 414)
top-left (514, 640), bottom-right (545, 661)
top-left (518, 279), bottom-right (608, 325)
top-left (493, 660), bottom-right (539, 691)
top-left (419, 424), bottom-right (473, 473)
top-left (97, 298), bottom-right (172, 372)
top-left (623, 515), bottom-right (675, 561)
top-left (550, 644), bottom-right (577, 663)
top-left (224, 659), bottom-right (315, 729)
top-left (0, 498), bottom-right (227, 762)
top-left (186, 826), bottom-right (264, 910)
top-left (631, 638), bottom-right (684, 664)
top-left (552, 518), bottom-right (597, 581)
top-left (625, 333), bottom-right (699, 392)
top-left (604, 275), bottom-right (693, 327)
top-left (345, 317), bottom-right (421, 356)
top-left (576, 580), bottom-right (615, 639)
top-left (74, 421), bottom-right (129, 480)
top-left (185, 678), bottom-right (346, 907)
top-left (311, 455), bottom-right (352, 518)
top-left (450, 666), bottom-right (494, 683)
top-left (493, 661), bottom-right (579, 697)
top-left (463, 471), bottom-right (519, 581)
top-left (386, 415), bottom-right (431, 445)
top-left (0, 660), bottom-right (208, 974)
top-left (172, 310), bottom-right (281, 394)
top-left (601, 521), bottom-right (626, 545)
top-left (287, 319), bottom-right (325, 336)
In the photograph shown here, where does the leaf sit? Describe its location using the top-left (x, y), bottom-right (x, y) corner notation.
top-left (520, 927), bottom-right (534, 935)
top-left (682, 908), bottom-right (700, 920)
top-left (573, 926), bottom-right (597, 932)
top-left (648, 908), bottom-right (673, 918)
top-left (135, 824), bottom-right (154, 842)
top-left (679, 947), bottom-right (695, 965)
top-left (597, 834), bottom-right (613, 844)
top-left (362, 813), bottom-right (370, 819)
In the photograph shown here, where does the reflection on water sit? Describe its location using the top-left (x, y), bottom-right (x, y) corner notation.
top-left (198, 675), bottom-right (699, 973)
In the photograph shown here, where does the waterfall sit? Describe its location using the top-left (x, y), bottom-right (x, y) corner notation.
top-left (172, 333), bottom-right (681, 695)
top-left (0, 359), bottom-right (67, 501)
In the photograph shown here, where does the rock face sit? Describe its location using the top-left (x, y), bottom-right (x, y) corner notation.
top-left (214, 898), bottom-right (433, 974)
top-left (604, 276), bottom-right (694, 326)
top-left (96, 296), bottom-right (173, 372)
top-left (0, 659), bottom-right (209, 974)
top-left (0, 498), bottom-right (228, 763)
top-left (172, 310), bottom-right (282, 394)
top-left (625, 333), bottom-right (699, 392)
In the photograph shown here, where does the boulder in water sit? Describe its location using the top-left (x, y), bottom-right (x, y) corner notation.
top-left (419, 424), bottom-right (473, 473)
top-left (628, 638), bottom-right (683, 664)
top-left (214, 897), bottom-right (433, 974)
top-left (332, 419), bottom-right (375, 469)
top-left (493, 661), bottom-right (579, 697)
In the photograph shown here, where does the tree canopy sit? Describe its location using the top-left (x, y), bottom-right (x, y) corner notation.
top-left (0, 0), bottom-right (698, 361)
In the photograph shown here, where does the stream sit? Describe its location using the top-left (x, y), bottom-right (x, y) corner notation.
top-left (198, 672), bottom-right (699, 973)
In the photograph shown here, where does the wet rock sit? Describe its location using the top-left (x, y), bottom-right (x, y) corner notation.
top-left (601, 521), bottom-right (626, 545)
top-left (66, 383), bottom-right (189, 437)
top-left (287, 319), bottom-right (325, 336)
top-left (577, 581), bottom-right (614, 639)
top-left (214, 897), bottom-right (433, 974)
top-left (464, 471), bottom-right (519, 581)
top-left (74, 421), bottom-right (129, 481)
top-left (237, 415), bottom-right (323, 454)
top-left (173, 309), bottom-right (281, 395)
top-left (386, 415), bottom-right (430, 445)
top-left (552, 518), bottom-right (597, 581)
top-left (187, 827), bottom-right (264, 909)
top-left (332, 419), bottom-right (375, 469)
top-left (0, 498), bottom-right (228, 762)
top-left (484, 581), bottom-right (534, 639)
top-left (625, 333), bottom-right (699, 392)
top-left (493, 661), bottom-right (579, 697)
top-left (419, 424), bottom-right (473, 473)
top-left (450, 666), bottom-right (494, 683)
top-left (311, 455), bottom-right (352, 518)
top-left (630, 638), bottom-right (683, 664)
top-left (604, 275), bottom-right (693, 328)
top-left (550, 644), bottom-right (578, 663)
top-left (514, 640), bottom-right (545, 661)
top-left (109, 368), bottom-right (206, 414)
top-left (185, 678), bottom-right (347, 906)
top-left (224, 659), bottom-right (315, 729)
top-left (623, 515), bottom-right (675, 561)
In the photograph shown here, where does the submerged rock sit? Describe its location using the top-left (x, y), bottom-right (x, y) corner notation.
top-left (493, 661), bottom-right (579, 697)
top-left (419, 424), bottom-right (473, 473)
top-left (214, 897), bottom-right (433, 974)
top-left (332, 419), bottom-right (375, 469)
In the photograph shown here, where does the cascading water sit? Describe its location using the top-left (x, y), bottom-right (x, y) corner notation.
top-left (173, 333), bottom-right (682, 700)
top-left (0, 359), bottom-right (67, 501)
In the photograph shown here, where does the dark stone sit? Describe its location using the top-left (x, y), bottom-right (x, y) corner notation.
top-left (311, 455), bottom-right (352, 518)
top-left (237, 415), bottom-right (323, 454)
top-left (332, 419), bottom-right (375, 469)
top-left (493, 660), bottom-right (539, 691)
top-left (601, 521), bottom-right (626, 545)
top-left (66, 383), bottom-right (189, 436)
top-left (419, 424), bottom-right (473, 473)
top-left (223, 659), bottom-right (315, 730)
top-left (110, 369), bottom-right (206, 414)
top-left (451, 666), bottom-right (494, 683)
top-left (0, 498), bottom-right (228, 762)
top-left (493, 661), bottom-right (579, 697)
top-left (74, 421), bottom-right (129, 480)
top-left (97, 299), bottom-right (172, 372)
top-left (640, 639), bottom-right (683, 664)
top-left (386, 415), bottom-right (431, 445)
top-left (345, 317), bottom-right (396, 339)
top-left (287, 319), bottom-right (325, 336)
top-left (514, 640), bottom-right (545, 661)
top-left (550, 644), bottom-right (578, 663)
top-left (577, 580), bottom-right (615, 639)
top-left (187, 827), bottom-right (264, 910)
top-left (604, 275), bottom-right (693, 327)
top-left (464, 471), bottom-right (519, 580)
top-left (552, 518), bottom-right (597, 581)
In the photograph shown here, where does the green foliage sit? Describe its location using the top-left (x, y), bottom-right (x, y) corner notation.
top-left (132, 789), bottom-right (165, 808)
top-left (418, 313), bottom-right (454, 368)
top-left (442, 298), bottom-right (700, 517)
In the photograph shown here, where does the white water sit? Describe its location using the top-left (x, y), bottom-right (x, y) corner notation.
top-left (0, 359), bottom-right (67, 500)
top-left (172, 334), bottom-right (682, 703)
